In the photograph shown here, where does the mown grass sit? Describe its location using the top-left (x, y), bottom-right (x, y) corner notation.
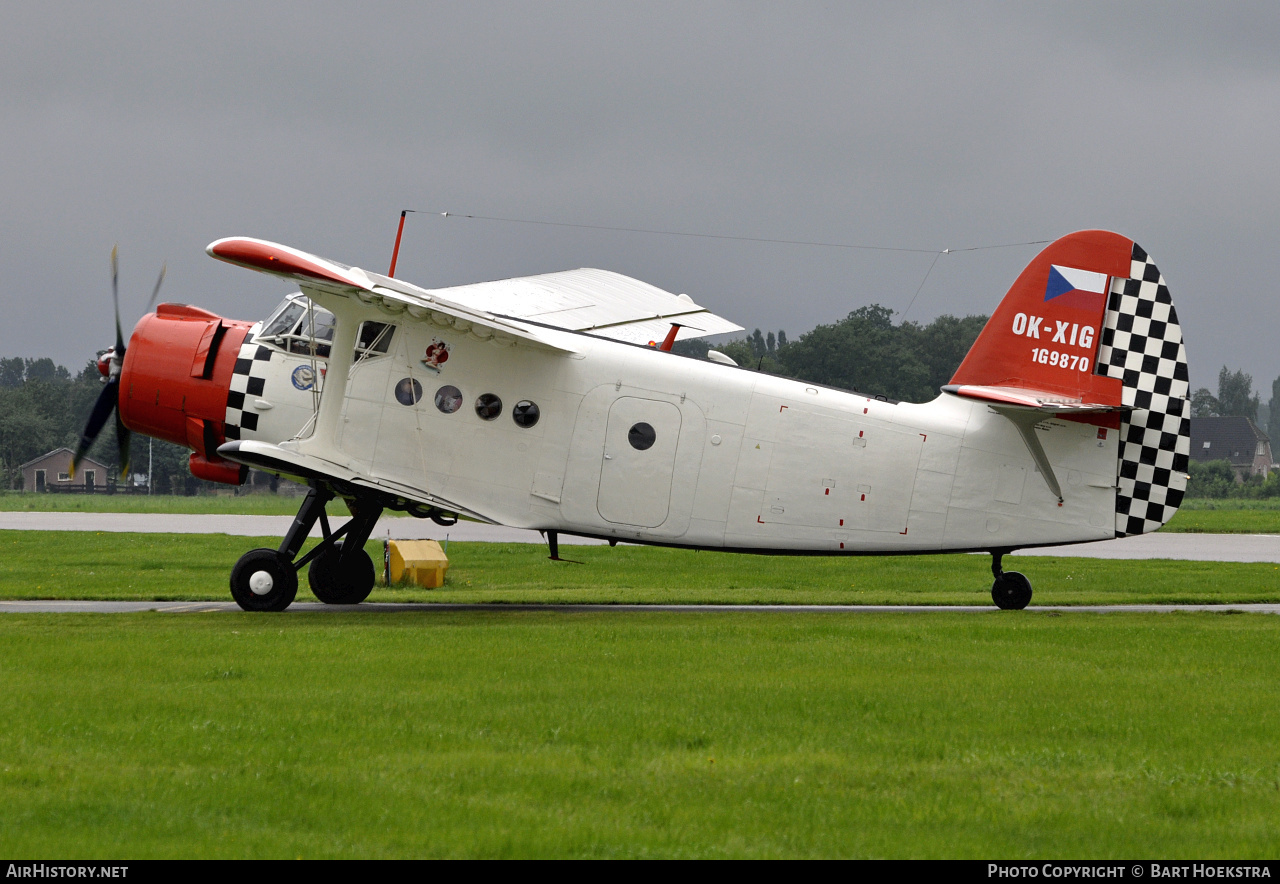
top-left (0, 491), bottom-right (301, 515)
top-left (1, 611), bottom-right (1279, 858)
top-left (2, 530), bottom-right (1278, 606)
top-left (1164, 499), bottom-right (1280, 534)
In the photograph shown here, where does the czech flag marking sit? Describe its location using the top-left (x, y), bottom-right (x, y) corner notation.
top-left (1044, 265), bottom-right (1109, 311)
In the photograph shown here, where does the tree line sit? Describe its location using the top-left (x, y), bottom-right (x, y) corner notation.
top-left (0, 357), bottom-right (202, 492)
top-left (680, 304), bottom-right (989, 404)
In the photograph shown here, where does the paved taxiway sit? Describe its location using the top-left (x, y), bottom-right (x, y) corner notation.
top-left (0, 512), bottom-right (1276, 562)
top-left (2, 600), bottom-right (1280, 614)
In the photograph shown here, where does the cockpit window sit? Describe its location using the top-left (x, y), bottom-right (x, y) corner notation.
top-left (257, 297), bottom-right (337, 358)
top-left (261, 301), bottom-right (305, 339)
top-left (289, 309), bottom-right (336, 358)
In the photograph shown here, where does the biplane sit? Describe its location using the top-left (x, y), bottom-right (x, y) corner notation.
top-left (76, 229), bottom-right (1190, 611)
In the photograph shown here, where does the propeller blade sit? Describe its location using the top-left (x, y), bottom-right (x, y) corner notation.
top-left (145, 263), bottom-right (167, 313)
top-left (116, 407), bottom-right (131, 480)
top-left (111, 245), bottom-right (125, 357)
top-left (70, 378), bottom-right (118, 478)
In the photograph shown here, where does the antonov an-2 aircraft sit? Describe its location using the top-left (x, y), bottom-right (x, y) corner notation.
top-left (75, 229), bottom-right (1189, 611)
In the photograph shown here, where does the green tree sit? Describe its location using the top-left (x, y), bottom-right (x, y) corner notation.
top-left (1217, 366), bottom-right (1259, 420)
top-left (1186, 459), bottom-right (1236, 498)
top-left (775, 305), bottom-right (986, 403)
top-left (1268, 375), bottom-right (1280, 443)
top-left (0, 357), bottom-right (23, 388)
top-left (1191, 388), bottom-right (1219, 418)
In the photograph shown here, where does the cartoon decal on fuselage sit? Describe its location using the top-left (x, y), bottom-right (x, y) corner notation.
top-left (90, 229), bottom-right (1189, 612)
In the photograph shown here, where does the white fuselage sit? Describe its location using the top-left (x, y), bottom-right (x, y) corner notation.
top-left (244, 312), bottom-right (1120, 554)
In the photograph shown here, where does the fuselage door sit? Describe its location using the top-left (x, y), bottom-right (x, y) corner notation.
top-left (597, 397), bottom-right (682, 527)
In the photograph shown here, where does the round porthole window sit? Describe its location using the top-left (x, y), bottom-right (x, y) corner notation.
top-left (475, 393), bottom-right (502, 421)
top-left (628, 422), bottom-right (656, 450)
top-left (394, 377), bottom-right (423, 406)
top-left (512, 400), bottom-right (540, 428)
top-left (434, 385), bottom-right (463, 414)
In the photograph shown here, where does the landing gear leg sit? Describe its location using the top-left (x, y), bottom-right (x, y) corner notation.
top-left (229, 486), bottom-right (333, 612)
top-left (541, 529), bottom-right (582, 564)
top-left (307, 497), bottom-right (384, 605)
top-left (990, 550), bottom-right (1032, 610)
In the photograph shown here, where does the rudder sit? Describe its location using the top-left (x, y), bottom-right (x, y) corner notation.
top-left (1096, 242), bottom-right (1190, 536)
top-left (949, 231), bottom-right (1190, 536)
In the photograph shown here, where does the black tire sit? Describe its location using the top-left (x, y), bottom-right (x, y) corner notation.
top-left (308, 541), bottom-right (376, 605)
top-left (992, 571), bottom-right (1033, 610)
top-left (230, 548), bottom-right (298, 612)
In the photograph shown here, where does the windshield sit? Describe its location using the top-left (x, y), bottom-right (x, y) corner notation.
top-left (257, 296), bottom-right (336, 358)
top-left (261, 300), bottom-right (305, 338)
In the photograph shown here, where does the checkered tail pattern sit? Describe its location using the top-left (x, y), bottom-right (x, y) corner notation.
top-left (223, 332), bottom-right (270, 440)
top-left (1095, 243), bottom-right (1191, 537)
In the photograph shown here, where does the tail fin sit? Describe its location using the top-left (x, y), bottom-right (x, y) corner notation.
top-left (948, 230), bottom-right (1190, 536)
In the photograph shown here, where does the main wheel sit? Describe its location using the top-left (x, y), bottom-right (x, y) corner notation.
top-left (992, 571), bottom-right (1033, 610)
top-left (230, 548), bottom-right (298, 612)
top-left (308, 541), bottom-right (376, 605)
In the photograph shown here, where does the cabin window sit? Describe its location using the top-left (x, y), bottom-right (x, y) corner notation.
top-left (355, 322), bottom-right (394, 358)
top-left (57, 472), bottom-right (70, 482)
top-left (628, 422), bottom-right (656, 451)
top-left (434, 385), bottom-right (463, 414)
top-left (395, 378), bottom-right (423, 406)
top-left (475, 393), bottom-right (502, 421)
top-left (512, 400), bottom-right (540, 428)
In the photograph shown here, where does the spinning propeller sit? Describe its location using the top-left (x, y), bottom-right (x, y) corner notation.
top-left (71, 246), bottom-right (165, 480)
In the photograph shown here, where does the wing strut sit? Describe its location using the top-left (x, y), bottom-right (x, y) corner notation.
top-left (990, 407), bottom-right (1063, 503)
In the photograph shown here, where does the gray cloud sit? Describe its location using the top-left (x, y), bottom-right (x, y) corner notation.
top-left (2, 2), bottom-right (1277, 393)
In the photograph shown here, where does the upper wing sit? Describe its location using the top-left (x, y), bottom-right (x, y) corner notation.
top-left (424, 268), bottom-right (743, 345)
top-left (206, 237), bottom-right (575, 353)
top-left (206, 237), bottom-right (742, 348)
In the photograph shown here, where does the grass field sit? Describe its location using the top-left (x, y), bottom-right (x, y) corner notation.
top-left (0, 491), bottom-right (301, 515)
top-left (2, 491), bottom-right (1279, 533)
top-left (1167, 499), bottom-right (1280, 534)
top-left (2, 611), bottom-right (1279, 858)
top-left (2, 530), bottom-right (1278, 606)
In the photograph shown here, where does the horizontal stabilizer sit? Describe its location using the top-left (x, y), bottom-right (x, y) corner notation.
top-left (942, 384), bottom-right (1128, 503)
top-left (942, 384), bottom-right (1125, 414)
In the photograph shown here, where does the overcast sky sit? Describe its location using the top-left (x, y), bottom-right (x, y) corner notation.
top-left (3, 2), bottom-right (1278, 396)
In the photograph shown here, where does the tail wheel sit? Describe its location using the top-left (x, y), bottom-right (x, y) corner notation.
top-left (308, 541), bottom-right (376, 605)
top-left (992, 571), bottom-right (1033, 610)
top-left (230, 548), bottom-right (298, 612)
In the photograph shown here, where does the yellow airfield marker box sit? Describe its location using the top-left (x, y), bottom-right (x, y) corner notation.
top-left (387, 539), bottom-right (449, 588)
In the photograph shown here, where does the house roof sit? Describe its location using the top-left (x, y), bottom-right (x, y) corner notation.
top-left (1189, 417), bottom-right (1271, 467)
top-left (18, 447), bottom-right (111, 472)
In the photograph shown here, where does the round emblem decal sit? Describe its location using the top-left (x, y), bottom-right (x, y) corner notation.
top-left (291, 365), bottom-right (316, 391)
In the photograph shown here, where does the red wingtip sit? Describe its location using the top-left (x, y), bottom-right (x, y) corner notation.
top-left (207, 238), bottom-right (359, 288)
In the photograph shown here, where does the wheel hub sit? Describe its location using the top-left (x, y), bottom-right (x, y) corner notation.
top-left (248, 570), bottom-right (274, 595)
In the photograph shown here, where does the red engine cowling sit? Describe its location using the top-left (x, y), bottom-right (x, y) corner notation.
top-left (118, 303), bottom-right (254, 484)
